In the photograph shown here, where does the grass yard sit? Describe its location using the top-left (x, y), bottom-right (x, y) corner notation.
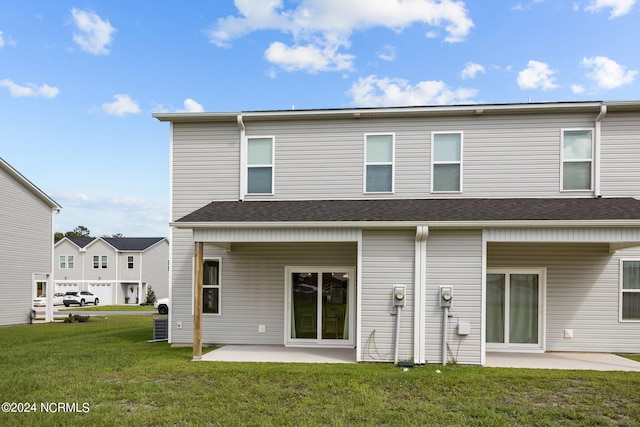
top-left (1, 317), bottom-right (639, 426)
top-left (60, 305), bottom-right (157, 312)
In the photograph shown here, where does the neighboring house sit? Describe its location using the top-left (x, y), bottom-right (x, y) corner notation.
top-left (54, 237), bottom-right (169, 305)
top-left (0, 157), bottom-right (61, 325)
top-left (154, 100), bottom-right (640, 365)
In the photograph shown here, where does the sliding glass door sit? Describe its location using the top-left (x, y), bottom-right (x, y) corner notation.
top-left (286, 267), bottom-right (355, 347)
top-left (486, 269), bottom-right (545, 350)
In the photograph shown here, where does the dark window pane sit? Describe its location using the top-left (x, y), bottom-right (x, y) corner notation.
top-left (248, 167), bottom-right (272, 193)
top-left (366, 164), bottom-right (392, 192)
top-left (203, 288), bottom-right (219, 314)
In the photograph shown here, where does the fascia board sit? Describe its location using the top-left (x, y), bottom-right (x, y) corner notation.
top-left (171, 219), bottom-right (640, 229)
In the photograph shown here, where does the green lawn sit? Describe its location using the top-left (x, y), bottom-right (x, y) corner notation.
top-left (59, 304), bottom-right (157, 312)
top-left (1, 317), bottom-right (639, 426)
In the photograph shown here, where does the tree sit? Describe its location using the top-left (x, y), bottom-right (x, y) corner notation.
top-left (65, 226), bottom-right (91, 238)
top-left (54, 226), bottom-right (92, 243)
top-left (103, 233), bottom-right (125, 238)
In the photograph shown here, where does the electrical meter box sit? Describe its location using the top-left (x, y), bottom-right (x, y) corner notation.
top-left (439, 286), bottom-right (453, 307)
top-left (393, 285), bottom-right (406, 307)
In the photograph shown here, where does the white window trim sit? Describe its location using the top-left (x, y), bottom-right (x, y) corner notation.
top-left (67, 255), bottom-right (74, 269)
top-left (191, 257), bottom-right (222, 316)
top-left (127, 255), bottom-right (134, 269)
top-left (619, 259), bottom-right (640, 322)
top-left (363, 133), bottom-right (395, 194)
top-left (59, 255), bottom-right (66, 269)
top-left (431, 131), bottom-right (463, 193)
top-left (560, 128), bottom-right (594, 192)
top-left (284, 266), bottom-right (356, 347)
top-left (485, 267), bottom-right (546, 352)
top-left (246, 135), bottom-right (275, 196)
top-left (101, 255), bottom-right (108, 269)
top-left (93, 255), bottom-right (99, 269)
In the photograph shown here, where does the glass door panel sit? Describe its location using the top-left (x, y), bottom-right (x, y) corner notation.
top-left (291, 273), bottom-right (318, 339)
top-left (509, 274), bottom-right (538, 344)
top-left (486, 271), bottom-right (542, 349)
top-left (486, 274), bottom-right (505, 343)
top-left (322, 272), bottom-right (349, 340)
top-left (288, 268), bottom-right (354, 345)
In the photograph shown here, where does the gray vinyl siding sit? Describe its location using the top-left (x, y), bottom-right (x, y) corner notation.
top-left (170, 241), bottom-right (357, 345)
top-left (0, 167), bottom-right (53, 326)
top-left (425, 230), bottom-right (483, 365)
top-left (83, 240), bottom-right (116, 283)
top-left (600, 112), bottom-right (640, 198)
top-left (173, 122), bottom-right (240, 209)
top-left (118, 252), bottom-right (141, 281)
top-left (170, 109), bottom-right (640, 204)
top-left (488, 243), bottom-right (640, 353)
top-left (236, 113), bottom-right (600, 200)
top-left (54, 240), bottom-right (83, 281)
top-left (360, 229), bottom-right (415, 363)
top-left (140, 241), bottom-right (170, 299)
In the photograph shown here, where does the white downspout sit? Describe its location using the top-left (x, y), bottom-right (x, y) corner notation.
top-left (414, 226), bottom-right (428, 365)
top-left (594, 104), bottom-right (607, 198)
top-left (237, 114), bottom-right (246, 201)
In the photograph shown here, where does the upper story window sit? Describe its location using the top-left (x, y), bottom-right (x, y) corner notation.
top-left (621, 260), bottom-right (640, 321)
top-left (93, 255), bottom-right (108, 269)
top-left (561, 129), bottom-right (593, 191)
top-left (247, 137), bottom-right (274, 194)
top-left (203, 259), bottom-right (221, 314)
top-left (59, 255), bottom-right (74, 269)
top-left (365, 134), bottom-right (394, 193)
top-left (128, 256), bottom-right (134, 269)
top-left (432, 132), bottom-right (462, 192)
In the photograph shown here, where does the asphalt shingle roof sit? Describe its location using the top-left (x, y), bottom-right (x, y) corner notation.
top-left (67, 237), bottom-right (165, 250)
top-left (176, 198), bottom-right (640, 224)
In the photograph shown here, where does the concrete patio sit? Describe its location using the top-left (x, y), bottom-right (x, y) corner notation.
top-left (485, 351), bottom-right (640, 372)
top-left (199, 345), bottom-right (640, 371)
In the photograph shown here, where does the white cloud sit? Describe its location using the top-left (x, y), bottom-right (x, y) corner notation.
top-left (461, 62), bottom-right (485, 79)
top-left (585, 0), bottom-right (636, 18)
top-left (101, 94), bottom-right (141, 116)
top-left (517, 60), bottom-right (558, 90)
top-left (71, 8), bottom-right (116, 55)
top-left (53, 192), bottom-right (169, 238)
top-left (178, 98), bottom-right (205, 112)
top-left (571, 84), bottom-right (586, 94)
top-left (0, 79), bottom-right (60, 98)
top-left (0, 30), bottom-right (4, 48)
top-left (265, 40), bottom-right (355, 72)
top-left (377, 45), bottom-right (396, 62)
top-left (581, 56), bottom-right (637, 89)
top-left (348, 74), bottom-right (477, 107)
top-left (208, 0), bottom-right (474, 72)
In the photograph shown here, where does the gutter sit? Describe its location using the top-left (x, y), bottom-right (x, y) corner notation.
top-left (594, 104), bottom-right (607, 198)
top-left (171, 219), bottom-right (640, 229)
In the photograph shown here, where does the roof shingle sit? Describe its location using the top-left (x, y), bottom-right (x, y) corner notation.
top-left (176, 198), bottom-right (640, 224)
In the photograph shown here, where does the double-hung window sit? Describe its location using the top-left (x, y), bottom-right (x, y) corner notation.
top-left (203, 259), bottom-right (221, 314)
top-left (432, 132), bottom-right (462, 192)
top-left (561, 129), bottom-right (593, 191)
top-left (92, 256), bottom-right (108, 268)
top-left (621, 260), bottom-right (640, 321)
top-left (59, 255), bottom-right (74, 269)
top-left (247, 137), bottom-right (274, 194)
top-left (365, 134), bottom-right (394, 193)
top-left (128, 256), bottom-right (134, 269)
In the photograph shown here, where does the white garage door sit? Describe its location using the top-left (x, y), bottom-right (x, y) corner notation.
top-left (56, 283), bottom-right (79, 293)
top-left (88, 283), bottom-right (112, 305)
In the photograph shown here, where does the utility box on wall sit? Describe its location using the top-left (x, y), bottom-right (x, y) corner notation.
top-left (439, 286), bottom-right (453, 307)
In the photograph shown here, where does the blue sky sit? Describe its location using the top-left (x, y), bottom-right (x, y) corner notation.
top-left (1, 0), bottom-right (639, 238)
